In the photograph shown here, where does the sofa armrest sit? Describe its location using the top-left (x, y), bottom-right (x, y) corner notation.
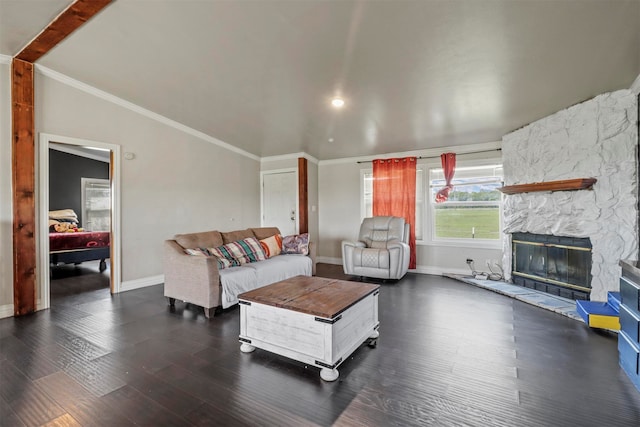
top-left (342, 240), bottom-right (366, 249)
top-left (341, 240), bottom-right (366, 275)
top-left (163, 240), bottom-right (221, 309)
top-left (386, 241), bottom-right (410, 278)
top-left (386, 239), bottom-right (408, 251)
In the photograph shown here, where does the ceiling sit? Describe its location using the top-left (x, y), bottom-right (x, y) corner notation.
top-left (2, 0), bottom-right (639, 161)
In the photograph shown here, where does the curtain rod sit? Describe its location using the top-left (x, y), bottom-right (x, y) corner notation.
top-left (356, 148), bottom-right (502, 164)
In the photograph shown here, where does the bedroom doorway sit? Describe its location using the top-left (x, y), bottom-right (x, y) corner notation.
top-left (38, 133), bottom-right (122, 310)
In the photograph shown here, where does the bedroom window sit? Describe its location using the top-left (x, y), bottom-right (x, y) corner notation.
top-left (81, 178), bottom-right (111, 231)
top-left (428, 163), bottom-right (503, 244)
top-left (361, 168), bottom-right (424, 240)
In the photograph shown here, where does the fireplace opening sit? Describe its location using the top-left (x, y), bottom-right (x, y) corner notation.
top-left (512, 233), bottom-right (592, 300)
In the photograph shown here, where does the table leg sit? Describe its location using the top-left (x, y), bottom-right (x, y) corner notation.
top-left (240, 343), bottom-right (255, 353)
top-left (320, 368), bottom-right (339, 382)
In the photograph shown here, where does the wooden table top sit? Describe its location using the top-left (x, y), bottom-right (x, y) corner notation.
top-left (238, 275), bottom-right (380, 319)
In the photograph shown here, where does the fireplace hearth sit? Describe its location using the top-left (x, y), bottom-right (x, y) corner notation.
top-left (511, 233), bottom-right (592, 300)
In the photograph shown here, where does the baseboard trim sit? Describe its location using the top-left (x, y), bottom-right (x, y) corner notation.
top-left (317, 257), bottom-right (471, 277)
top-left (412, 267), bottom-right (471, 276)
top-left (120, 274), bottom-right (164, 292)
top-left (317, 256), bottom-right (342, 265)
top-left (0, 304), bottom-right (14, 319)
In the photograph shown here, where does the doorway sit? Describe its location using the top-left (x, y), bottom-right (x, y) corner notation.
top-left (261, 169), bottom-right (298, 236)
top-left (38, 133), bottom-right (121, 310)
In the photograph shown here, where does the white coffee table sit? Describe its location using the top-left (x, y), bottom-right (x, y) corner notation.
top-left (238, 275), bottom-right (380, 381)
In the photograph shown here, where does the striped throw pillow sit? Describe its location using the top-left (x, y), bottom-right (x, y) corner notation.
top-left (259, 234), bottom-right (282, 258)
top-left (184, 247), bottom-right (236, 269)
top-left (209, 237), bottom-right (267, 265)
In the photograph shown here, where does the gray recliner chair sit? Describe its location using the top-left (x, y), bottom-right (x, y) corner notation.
top-left (342, 216), bottom-right (411, 280)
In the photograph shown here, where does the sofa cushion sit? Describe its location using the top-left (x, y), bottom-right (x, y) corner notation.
top-left (251, 227), bottom-right (281, 240)
top-left (210, 237), bottom-right (267, 265)
top-left (175, 231), bottom-right (223, 250)
top-left (259, 234), bottom-right (282, 258)
top-left (221, 229), bottom-right (255, 244)
top-left (282, 233), bottom-right (309, 255)
top-left (241, 254), bottom-right (312, 287)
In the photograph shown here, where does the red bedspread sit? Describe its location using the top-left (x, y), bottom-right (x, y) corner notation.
top-left (49, 231), bottom-right (110, 252)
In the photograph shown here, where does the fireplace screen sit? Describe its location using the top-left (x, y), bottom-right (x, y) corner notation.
top-left (512, 233), bottom-right (592, 300)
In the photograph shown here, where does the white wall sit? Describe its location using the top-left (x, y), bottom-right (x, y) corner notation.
top-left (0, 65), bottom-right (262, 316)
top-left (260, 156), bottom-right (319, 245)
top-left (35, 71), bottom-right (262, 284)
top-left (0, 61), bottom-right (13, 317)
top-left (318, 146), bottom-right (503, 276)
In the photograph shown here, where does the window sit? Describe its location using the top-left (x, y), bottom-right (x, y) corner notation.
top-left (361, 162), bottom-right (502, 246)
top-left (429, 164), bottom-right (503, 242)
top-left (361, 168), bottom-right (424, 240)
top-left (81, 178), bottom-right (111, 231)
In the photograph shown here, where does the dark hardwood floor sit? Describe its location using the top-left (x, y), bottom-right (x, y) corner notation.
top-left (2, 264), bottom-right (640, 426)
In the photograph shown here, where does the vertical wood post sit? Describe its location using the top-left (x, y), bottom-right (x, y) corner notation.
top-left (12, 59), bottom-right (36, 315)
top-left (10, 0), bottom-right (113, 316)
top-left (298, 157), bottom-right (308, 234)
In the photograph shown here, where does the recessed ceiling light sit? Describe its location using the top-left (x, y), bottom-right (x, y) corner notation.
top-left (328, 138), bottom-right (334, 143)
top-left (331, 97), bottom-right (345, 108)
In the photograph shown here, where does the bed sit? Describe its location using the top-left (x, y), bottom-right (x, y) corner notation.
top-left (50, 230), bottom-right (110, 272)
top-left (49, 209), bottom-right (111, 272)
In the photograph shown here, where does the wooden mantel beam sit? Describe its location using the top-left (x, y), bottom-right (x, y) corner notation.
top-left (498, 178), bottom-right (597, 195)
top-left (12, 0), bottom-right (113, 316)
top-left (16, 0), bottom-right (112, 62)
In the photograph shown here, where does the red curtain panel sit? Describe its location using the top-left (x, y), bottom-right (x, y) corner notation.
top-left (372, 157), bottom-right (417, 269)
top-left (435, 152), bottom-right (456, 203)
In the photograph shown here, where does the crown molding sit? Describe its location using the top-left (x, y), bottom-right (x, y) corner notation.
top-left (261, 152), bottom-right (319, 165)
top-left (0, 54), bottom-right (11, 65)
top-left (318, 140), bottom-right (502, 166)
top-left (35, 64), bottom-right (261, 162)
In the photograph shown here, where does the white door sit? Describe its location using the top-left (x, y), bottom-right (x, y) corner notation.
top-left (262, 171), bottom-right (297, 236)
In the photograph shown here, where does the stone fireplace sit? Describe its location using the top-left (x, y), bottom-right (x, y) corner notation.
top-left (501, 89), bottom-right (639, 301)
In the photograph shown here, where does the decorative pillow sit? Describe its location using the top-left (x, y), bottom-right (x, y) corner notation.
top-left (184, 248), bottom-right (208, 257)
top-left (184, 248), bottom-right (236, 270)
top-left (259, 234), bottom-right (282, 258)
top-left (210, 237), bottom-right (267, 265)
top-left (211, 254), bottom-right (236, 269)
top-left (281, 233), bottom-right (309, 255)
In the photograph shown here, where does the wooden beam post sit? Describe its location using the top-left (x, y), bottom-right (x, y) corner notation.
top-left (11, 0), bottom-right (113, 316)
top-left (298, 157), bottom-right (308, 234)
top-left (12, 59), bottom-right (36, 315)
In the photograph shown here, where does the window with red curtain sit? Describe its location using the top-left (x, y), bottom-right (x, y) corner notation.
top-left (372, 157), bottom-right (416, 269)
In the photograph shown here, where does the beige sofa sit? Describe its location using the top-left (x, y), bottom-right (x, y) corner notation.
top-left (164, 227), bottom-right (316, 318)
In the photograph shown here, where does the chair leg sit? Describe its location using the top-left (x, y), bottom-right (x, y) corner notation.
top-left (167, 297), bottom-right (175, 307)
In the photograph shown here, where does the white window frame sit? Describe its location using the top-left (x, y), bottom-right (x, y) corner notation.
top-left (423, 159), bottom-right (503, 249)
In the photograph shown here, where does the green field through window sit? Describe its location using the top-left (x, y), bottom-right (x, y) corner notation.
top-left (434, 206), bottom-right (500, 239)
